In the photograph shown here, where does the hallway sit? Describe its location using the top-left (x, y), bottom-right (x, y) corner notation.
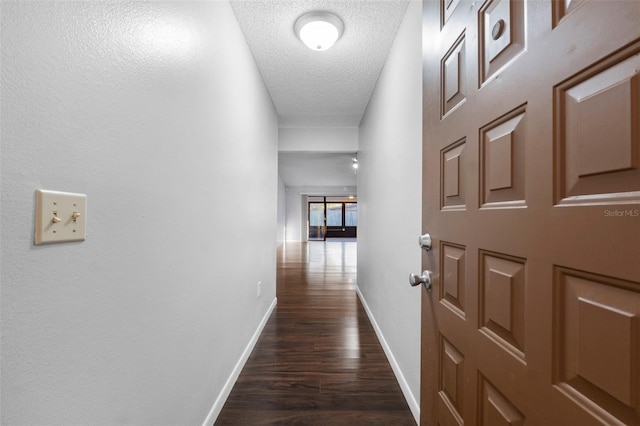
top-left (215, 242), bottom-right (415, 425)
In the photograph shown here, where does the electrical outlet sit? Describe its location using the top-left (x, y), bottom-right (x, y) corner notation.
top-left (257, 281), bottom-right (262, 298)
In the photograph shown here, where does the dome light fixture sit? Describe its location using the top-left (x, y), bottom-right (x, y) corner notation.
top-left (294, 11), bottom-right (344, 51)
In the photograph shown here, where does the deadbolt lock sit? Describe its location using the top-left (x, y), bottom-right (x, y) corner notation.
top-left (419, 233), bottom-right (432, 251)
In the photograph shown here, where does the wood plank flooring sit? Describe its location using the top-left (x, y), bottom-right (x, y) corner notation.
top-left (215, 241), bottom-right (415, 425)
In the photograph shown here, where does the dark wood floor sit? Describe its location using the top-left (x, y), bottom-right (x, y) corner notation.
top-left (215, 241), bottom-right (416, 425)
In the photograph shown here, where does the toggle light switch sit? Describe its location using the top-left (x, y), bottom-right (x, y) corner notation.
top-left (35, 190), bottom-right (87, 245)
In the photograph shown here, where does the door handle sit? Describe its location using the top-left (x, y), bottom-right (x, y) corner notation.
top-left (409, 270), bottom-right (432, 290)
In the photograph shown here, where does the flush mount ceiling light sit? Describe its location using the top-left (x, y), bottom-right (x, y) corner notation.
top-left (294, 11), bottom-right (344, 51)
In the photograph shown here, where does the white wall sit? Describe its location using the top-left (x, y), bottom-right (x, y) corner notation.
top-left (284, 188), bottom-right (304, 242)
top-left (277, 175), bottom-right (286, 245)
top-left (0, 2), bottom-right (277, 425)
top-left (284, 186), bottom-right (357, 242)
top-left (357, 1), bottom-right (422, 422)
top-left (279, 127), bottom-right (358, 152)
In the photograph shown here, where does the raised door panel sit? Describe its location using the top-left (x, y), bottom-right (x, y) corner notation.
top-left (441, 243), bottom-right (467, 318)
top-left (439, 337), bottom-right (465, 425)
top-left (554, 267), bottom-right (640, 425)
top-left (478, 375), bottom-right (525, 426)
top-left (479, 251), bottom-right (526, 362)
top-left (480, 105), bottom-right (527, 208)
top-left (442, 33), bottom-right (467, 118)
top-left (478, 0), bottom-right (526, 86)
top-left (554, 41), bottom-right (640, 205)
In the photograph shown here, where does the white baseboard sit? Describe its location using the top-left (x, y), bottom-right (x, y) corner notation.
top-left (356, 287), bottom-right (420, 424)
top-left (202, 297), bottom-right (277, 426)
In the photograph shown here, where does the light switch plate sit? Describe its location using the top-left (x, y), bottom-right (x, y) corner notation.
top-left (35, 190), bottom-right (86, 245)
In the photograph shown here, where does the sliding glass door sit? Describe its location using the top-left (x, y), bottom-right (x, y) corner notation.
top-left (345, 203), bottom-right (357, 226)
top-left (308, 202), bottom-right (325, 241)
top-left (326, 203), bottom-right (343, 227)
top-left (307, 197), bottom-right (357, 241)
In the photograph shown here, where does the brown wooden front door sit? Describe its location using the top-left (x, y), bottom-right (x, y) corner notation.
top-left (420, 0), bottom-right (640, 425)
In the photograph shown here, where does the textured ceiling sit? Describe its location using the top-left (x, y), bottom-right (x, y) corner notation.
top-left (279, 152), bottom-right (358, 187)
top-left (230, 0), bottom-right (409, 128)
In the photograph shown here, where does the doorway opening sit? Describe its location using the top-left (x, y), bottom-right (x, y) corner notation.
top-left (308, 196), bottom-right (357, 241)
